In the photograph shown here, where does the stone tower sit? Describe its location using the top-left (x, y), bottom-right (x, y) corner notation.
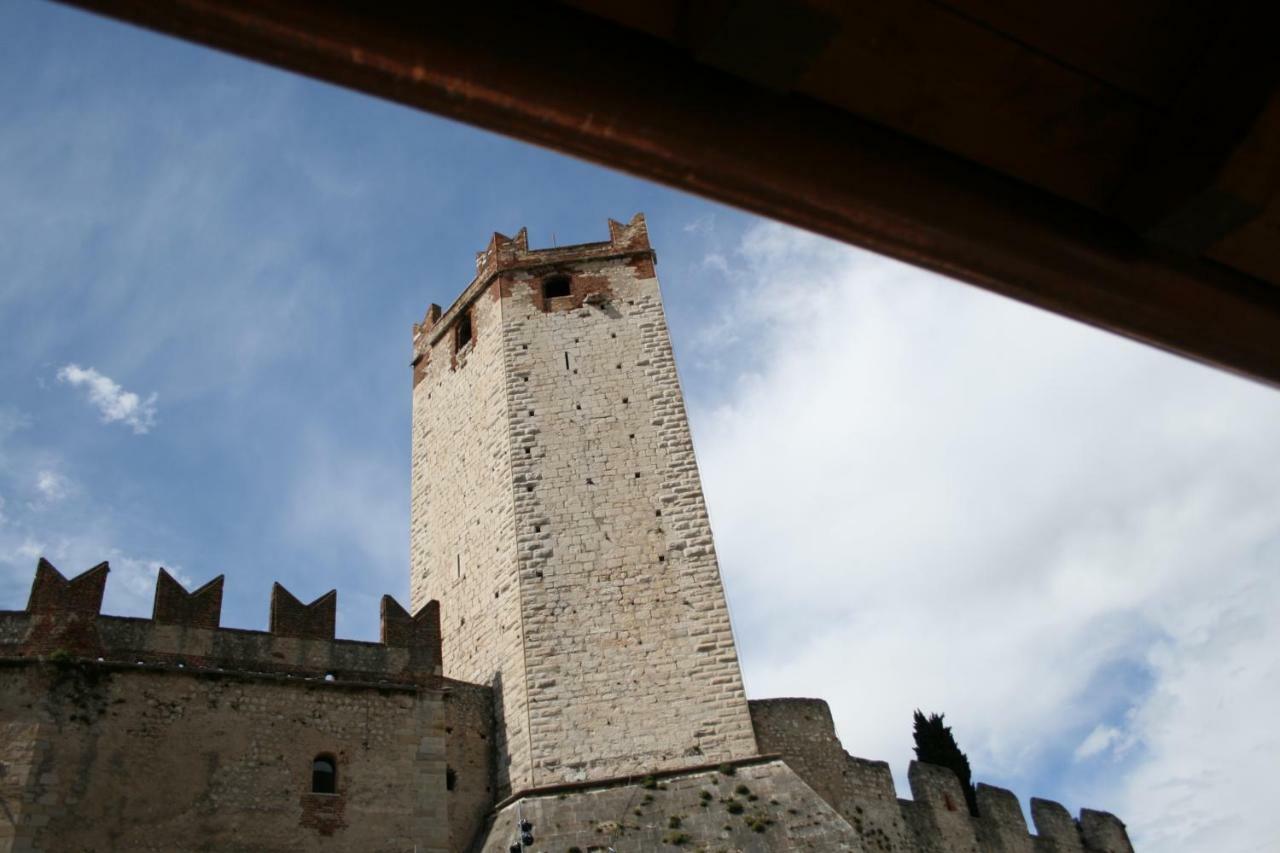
top-left (410, 214), bottom-right (758, 795)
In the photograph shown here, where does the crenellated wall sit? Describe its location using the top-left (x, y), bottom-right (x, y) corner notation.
top-left (466, 698), bottom-right (1133, 851)
top-left (3, 558), bottom-right (443, 685)
top-left (0, 558), bottom-right (492, 853)
top-left (0, 213), bottom-right (1136, 852)
top-left (750, 698), bottom-right (1134, 853)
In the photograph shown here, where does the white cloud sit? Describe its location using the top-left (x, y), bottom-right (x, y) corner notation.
top-left (0, 528), bottom-right (182, 619)
top-left (11, 539), bottom-right (42, 561)
top-left (281, 431), bottom-right (408, 639)
top-left (683, 214), bottom-right (715, 234)
top-left (57, 364), bottom-right (157, 433)
top-left (102, 554), bottom-right (190, 618)
top-left (687, 222), bottom-right (1280, 853)
top-left (702, 252), bottom-right (731, 275)
top-left (34, 470), bottom-right (69, 502)
top-left (0, 408), bottom-right (31, 438)
top-left (1074, 723), bottom-right (1126, 761)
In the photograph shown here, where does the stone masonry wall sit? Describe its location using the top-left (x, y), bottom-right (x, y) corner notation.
top-left (749, 698), bottom-right (1134, 853)
top-left (466, 701), bottom-right (1135, 852)
top-left (504, 230), bottom-right (758, 786)
top-left (0, 661), bottom-right (448, 853)
top-left (478, 758), bottom-right (864, 852)
top-left (0, 558), bottom-right (474, 853)
top-left (442, 681), bottom-right (495, 853)
top-left (410, 275), bottom-right (528, 794)
top-left (412, 215), bottom-right (757, 793)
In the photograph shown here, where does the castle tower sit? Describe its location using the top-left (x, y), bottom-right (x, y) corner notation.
top-left (410, 214), bottom-right (758, 794)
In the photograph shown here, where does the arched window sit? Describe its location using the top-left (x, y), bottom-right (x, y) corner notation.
top-left (542, 275), bottom-right (571, 300)
top-left (312, 754), bottom-right (337, 794)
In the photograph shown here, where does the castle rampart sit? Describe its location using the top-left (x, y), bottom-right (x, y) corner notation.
top-left (750, 697), bottom-right (1133, 853)
top-left (0, 559), bottom-right (494, 853)
top-left (4, 558), bottom-right (444, 685)
top-left (468, 697), bottom-right (1132, 851)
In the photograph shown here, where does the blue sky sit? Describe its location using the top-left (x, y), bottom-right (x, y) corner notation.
top-left (3, 4), bottom-right (1279, 850)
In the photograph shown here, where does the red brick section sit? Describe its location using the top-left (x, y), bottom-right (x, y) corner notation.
top-left (269, 583), bottom-right (337, 641)
top-left (526, 267), bottom-right (618, 314)
top-left (380, 596), bottom-right (441, 648)
top-left (412, 350), bottom-right (430, 388)
top-left (27, 558), bottom-right (109, 614)
top-left (380, 596), bottom-right (443, 676)
top-left (152, 567), bottom-right (223, 629)
top-left (299, 792), bottom-right (347, 836)
top-left (427, 214), bottom-right (654, 349)
top-left (411, 304), bottom-right (442, 389)
top-left (23, 559), bottom-right (110, 657)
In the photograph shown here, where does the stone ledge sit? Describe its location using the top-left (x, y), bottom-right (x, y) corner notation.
top-left (492, 752), bottom-right (784, 812)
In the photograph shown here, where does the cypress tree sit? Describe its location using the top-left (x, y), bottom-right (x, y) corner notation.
top-left (912, 710), bottom-right (978, 816)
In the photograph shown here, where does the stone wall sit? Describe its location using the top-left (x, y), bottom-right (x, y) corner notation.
top-left (0, 655), bottom-right (450, 850)
top-left (443, 681), bottom-right (495, 853)
top-left (410, 256), bottom-right (528, 794)
top-left (0, 660), bottom-right (447, 853)
top-left (749, 698), bottom-right (1134, 852)
top-left (410, 214), bottom-right (758, 793)
top-left (5, 559), bottom-right (443, 685)
top-left (464, 700), bottom-right (1136, 852)
top-left (0, 558), bottom-right (475, 853)
top-left (477, 757), bottom-right (864, 852)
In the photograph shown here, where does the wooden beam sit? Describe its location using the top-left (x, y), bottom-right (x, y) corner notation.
top-left (54, 0), bottom-right (1280, 387)
top-left (1107, 0), bottom-right (1280, 253)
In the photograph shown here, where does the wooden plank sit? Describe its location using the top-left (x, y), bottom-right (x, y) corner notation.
top-left (52, 0), bottom-right (1280, 387)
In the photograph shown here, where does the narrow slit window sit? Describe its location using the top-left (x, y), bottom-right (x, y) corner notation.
top-left (564, 352), bottom-right (570, 370)
top-left (543, 275), bottom-right (571, 300)
top-left (455, 311), bottom-right (473, 351)
top-left (312, 754), bottom-right (337, 794)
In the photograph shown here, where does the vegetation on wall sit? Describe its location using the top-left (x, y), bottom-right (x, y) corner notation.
top-left (912, 710), bottom-right (978, 816)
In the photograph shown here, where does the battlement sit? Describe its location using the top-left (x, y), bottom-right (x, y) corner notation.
top-left (0, 559), bottom-right (443, 685)
top-left (474, 750), bottom-right (1133, 853)
top-left (412, 212), bottom-right (652, 355)
top-left (748, 698), bottom-right (1133, 853)
top-left (909, 762), bottom-right (1132, 852)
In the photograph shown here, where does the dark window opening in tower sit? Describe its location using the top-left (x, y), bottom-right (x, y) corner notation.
top-left (312, 754), bottom-right (337, 794)
top-left (543, 275), bottom-right (571, 300)
top-left (455, 311), bottom-right (473, 350)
